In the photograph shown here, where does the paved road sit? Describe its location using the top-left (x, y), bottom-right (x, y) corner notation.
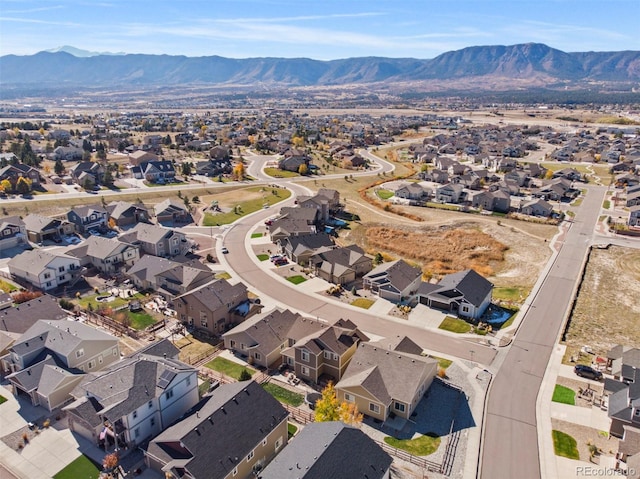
top-left (222, 181), bottom-right (496, 365)
top-left (479, 185), bottom-right (607, 479)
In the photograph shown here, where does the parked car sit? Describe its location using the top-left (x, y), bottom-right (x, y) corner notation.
top-left (221, 247), bottom-right (229, 254)
top-left (274, 258), bottom-right (288, 266)
top-left (65, 235), bottom-right (81, 245)
top-left (88, 229), bottom-right (101, 236)
top-left (103, 230), bottom-right (118, 238)
top-left (574, 364), bottom-right (602, 380)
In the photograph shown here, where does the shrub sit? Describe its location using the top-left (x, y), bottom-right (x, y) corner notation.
top-left (12, 290), bottom-right (43, 304)
top-left (239, 368), bottom-right (252, 381)
top-left (59, 298), bottom-right (75, 311)
top-left (43, 419), bottom-right (50, 428)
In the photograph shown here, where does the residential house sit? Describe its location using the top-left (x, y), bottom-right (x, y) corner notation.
top-left (629, 205), bottom-right (640, 227)
top-left (0, 294), bottom-right (68, 337)
top-left (310, 245), bottom-right (373, 285)
top-left (68, 162), bottom-right (105, 187)
top-left (222, 309), bottom-right (318, 370)
top-left (363, 259), bottom-right (422, 302)
top-left (278, 155), bottom-right (309, 172)
top-left (22, 214), bottom-right (74, 243)
top-left (604, 345), bottom-right (640, 467)
top-left (534, 178), bottom-right (574, 201)
top-left (105, 201), bottom-right (151, 228)
top-left (395, 183), bottom-right (428, 201)
top-left (53, 146), bottom-right (84, 161)
top-left (280, 318), bottom-right (368, 384)
top-left (4, 320), bottom-right (119, 410)
top-left (0, 216), bottom-right (26, 251)
top-left (626, 189), bottom-right (640, 207)
top-left (520, 199), bottom-right (554, 217)
top-left (119, 223), bottom-right (189, 258)
top-left (471, 190), bottom-right (511, 213)
top-left (279, 233), bottom-right (335, 265)
top-left (174, 279), bottom-right (254, 336)
top-left (416, 269), bottom-right (493, 320)
top-left (260, 421), bottom-right (392, 479)
top-left (133, 160), bottom-right (176, 183)
top-left (0, 163), bottom-right (41, 188)
top-left (276, 206), bottom-right (321, 227)
top-left (126, 255), bottom-right (214, 297)
top-left (209, 146), bottom-right (231, 161)
top-left (8, 250), bottom-right (82, 291)
top-left (296, 188), bottom-right (341, 222)
top-left (268, 218), bottom-right (317, 243)
top-left (65, 352), bottom-right (198, 449)
top-left (145, 381), bottom-right (289, 479)
top-left (435, 183), bottom-right (465, 204)
top-left (154, 198), bottom-right (191, 224)
top-left (195, 159), bottom-right (232, 177)
top-left (66, 205), bottom-right (108, 234)
top-left (128, 150), bottom-right (158, 166)
top-left (553, 167), bottom-right (583, 182)
top-left (335, 337), bottom-right (438, 422)
top-left (67, 236), bottom-right (140, 274)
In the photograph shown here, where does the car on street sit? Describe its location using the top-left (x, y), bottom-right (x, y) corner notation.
top-left (574, 364), bottom-right (603, 380)
top-left (221, 247), bottom-right (229, 254)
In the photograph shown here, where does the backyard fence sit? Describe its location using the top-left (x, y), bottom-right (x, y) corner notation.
top-left (374, 439), bottom-right (442, 473)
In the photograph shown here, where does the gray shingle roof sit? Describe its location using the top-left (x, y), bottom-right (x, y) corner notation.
top-left (0, 295), bottom-right (67, 334)
top-left (363, 259), bottom-right (422, 293)
top-left (22, 214), bottom-right (62, 233)
top-left (146, 380), bottom-right (288, 479)
top-left (260, 422), bottom-right (391, 479)
top-left (337, 338), bottom-right (437, 405)
top-left (430, 269), bottom-right (493, 308)
top-left (8, 249), bottom-right (78, 276)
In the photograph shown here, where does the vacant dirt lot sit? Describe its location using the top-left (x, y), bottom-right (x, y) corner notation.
top-left (563, 246), bottom-right (640, 361)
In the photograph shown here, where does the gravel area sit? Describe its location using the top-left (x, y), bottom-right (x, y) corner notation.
top-left (551, 418), bottom-right (619, 463)
top-left (555, 376), bottom-right (605, 408)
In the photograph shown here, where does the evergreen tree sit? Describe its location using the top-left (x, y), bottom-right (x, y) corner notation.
top-left (54, 159), bottom-right (64, 175)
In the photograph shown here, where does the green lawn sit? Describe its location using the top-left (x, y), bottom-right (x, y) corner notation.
top-left (204, 357), bottom-right (255, 380)
top-left (552, 385), bottom-right (576, 405)
top-left (0, 278), bottom-right (17, 293)
top-left (384, 433), bottom-right (441, 456)
top-left (126, 311), bottom-right (157, 330)
top-left (198, 379), bottom-right (211, 397)
top-left (203, 187), bottom-right (291, 226)
top-left (53, 455), bottom-right (100, 479)
top-left (286, 275), bottom-right (307, 285)
top-left (433, 357), bottom-right (453, 369)
top-left (603, 200), bottom-right (611, 209)
top-left (351, 298), bottom-right (375, 309)
top-left (257, 254), bottom-right (270, 261)
top-left (264, 167), bottom-right (299, 178)
top-left (499, 308), bottom-right (519, 329)
top-left (492, 287), bottom-right (529, 303)
top-left (552, 430), bottom-right (580, 460)
top-left (251, 232), bottom-right (263, 238)
top-left (76, 292), bottom-right (144, 311)
top-left (288, 422), bottom-right (298, 439)
top-left (426, 202), bottom-right (460, 211)
top-left (262, 383), bottom-right (304, 406)
top-left (0, 394), bottom-right (7, 405)
top-left (376, 189), bottom-right (394, 200)
top-left (438, 316), bottom-right (471, 334)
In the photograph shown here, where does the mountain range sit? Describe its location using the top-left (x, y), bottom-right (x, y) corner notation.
top-left (1, 43), bottom-right (638, 89)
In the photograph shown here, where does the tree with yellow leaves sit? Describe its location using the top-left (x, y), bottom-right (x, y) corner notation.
top-left (233, 162), bottom-right (245, 180)
top-left (291, 136), bottom-right (305, 148)
top-left (314, 382), bottom-right (363, 427)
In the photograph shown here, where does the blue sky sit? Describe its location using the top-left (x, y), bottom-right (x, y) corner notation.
top-left (1, 0), bottom-right (638, 59)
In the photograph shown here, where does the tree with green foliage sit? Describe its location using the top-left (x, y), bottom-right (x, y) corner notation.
top-left (54, 158), bottom-right (64, 175)
top-left (15, 176), bottom-right (32, 195)
top-left (239, 368), bottom-right (252, 381)
top-left (103, 168), bottom-right (114, 186)
top-left (181, 162), bottom-right (192, 176)
top-left (374, 252), bottom-right (384, 265)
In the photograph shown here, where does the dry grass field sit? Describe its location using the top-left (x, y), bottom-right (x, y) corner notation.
top-left (563, 246), bottom-right (640, 362)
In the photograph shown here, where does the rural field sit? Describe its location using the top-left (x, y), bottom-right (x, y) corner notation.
top-left (563, 246), bottom-right (640, 363)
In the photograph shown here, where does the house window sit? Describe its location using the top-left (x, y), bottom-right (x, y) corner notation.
top-left (323, 351), bottom-right (331, 360)
top-left (301, 350), bottom-right (309, 362)
top-left (88, 360), bottom-right (95, 369)
top-left (301, 366), bottom-right (310, 376)
top-left (275, 436), bottom-right (283, 452)
top-left (232, 467), bottom-right (238, 476)
top-left (150, 417), bottom-right (155, 427)
top-left (369, 403), bottom-right (380, 414)
top-left (44, 273), bottom-right (51, 279)
top-left (635, 409), bottom-right (640, 417)
top-left (186, 376), bottom-right (191, 386)
top-left (394, 402), bottom-right (406, 413)
top-left (59, 275), bottom-right (65, 281)
top-left (133, 410), bottom-right (138, 419)
top-left (76, 349), bottom-right (85, 358)
top-left (45, 282), bottom-right (52, 288)
top-left (165, 389), bottom-right (174, 400)
top-left (254, 353), bottom-right (261, 361)
top-left (113, 347), bottom-right (118, 357)
top-left (98, 355), bottom-right (103, 364)
top-left (344, 393), bottom-right (354, 402)
top-left (461, 306), bottom-right (469, 313)
top-left (200, 320), bottom-right (207, 327)
top-left (262, 438), bottom-right (267, 446)
top-left (58, 266), bottom-right (65, 272)
top-left (247, 449), bottom-right (254, 462)
top-left (287, 357), bottom-right (294, 366)
top-left (148, 401), bottom-right (153, 409)
top-left (230, 340), bottom-right (236, 348)
top-left (134, 428), bottom-right (140, 438)
top-left (240, 343), bottom-right (246, 350)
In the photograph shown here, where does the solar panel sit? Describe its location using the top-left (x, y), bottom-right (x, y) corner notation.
top-left (157, 370), bottom-right (176, 389)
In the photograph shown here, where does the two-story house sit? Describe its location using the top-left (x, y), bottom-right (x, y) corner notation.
top-left (65, 352), bottom-right (199, 451)
top-left (119, 223), bottom-right (188, 258)
top-left (0, 216), bottom-right (26, 251)
top-left (22, 214), bottom-right (74, 244)
top-left (126, 255), bottom-right (214, 297)
top-left (4, 320), bottom-right (119, 410)
top-left (174, 279), bottom-right (255, 336)
top-left (0, 163), bottom-right (41, 189)
top-left (154, 198), bottom-right (191, 224)
top-left (8, 249), bottom-right (82, 291)
top-left (309, 245), bottom-right (373, 285)
top-left (363, 259), bottom-right (423, 303)
top-left (67, 236), bottom-right (140, 274)
top-left (145, 380), bottom-right (289, 479)
top-left (133, 160), bottom-right (176, 183)
top-left (105, 201), bottom-right (151, 228)
top-left (66, 205), bottom-right (109, 234)
top-left (435, 183), bottom-right (466, 204)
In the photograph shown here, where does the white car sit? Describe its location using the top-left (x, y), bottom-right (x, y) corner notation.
top-left (221, 247), bottom-right (229, 254)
